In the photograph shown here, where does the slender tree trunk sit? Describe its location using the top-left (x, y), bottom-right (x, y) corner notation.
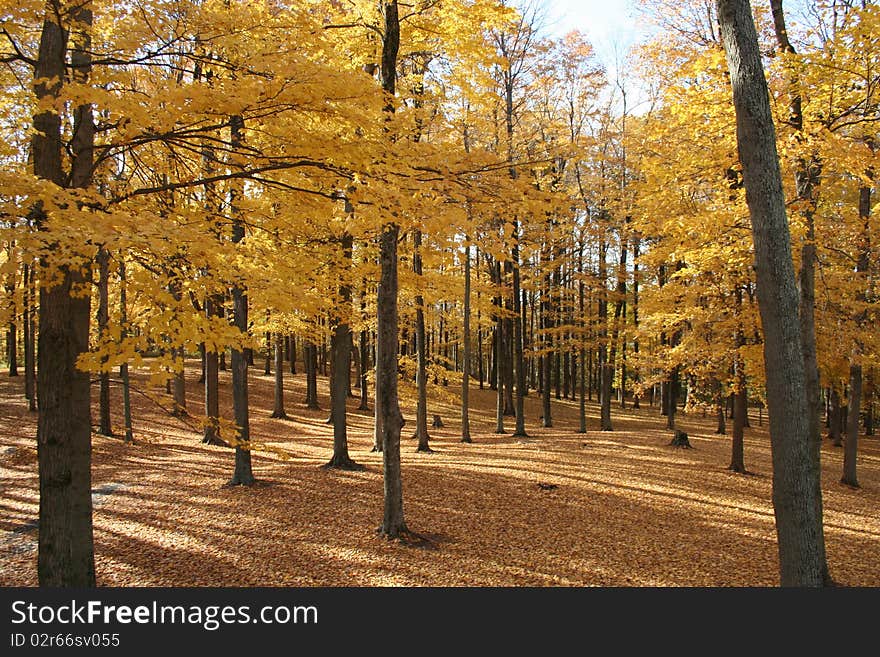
top-left (461, 241), bottom-right (472, 443)
top-left (718, 0), bottom-right (828, 586)
top-left (171, 346), bottom-right (187, 417)
top-left (575, 241), bottom-right (586, 433)
top-left (829, 387), bottom-right (842, 447)
top-left (305, 341), bottom-right (320, 409)
top-left (512, 233), bottom-right (528, 437)
top-left (716, 381), bottom-right (726, 434)
top-left (731, 351), bottom-right (748, 473)
top-left (271, 333), bottom-right (287, 419)
top-left (228, 114), bottom-right (254, 487)
top-left (33, 1), bottom-right (96, 586)
top-left (119, 259), bottom-right (133, 444)
top-left (23, 262), bottom-right (36, 410)
top-left (264, 331), bottom-right (271, 376)
top-left (359, 303), bottom-right (370, 411)
top-left (492, 259), bottom-right (506, 434)
top-left (93, 247), bottom-right (111, 433)
top-left (843, 365), bottom-right (861, 487)
top-left (203, 298), bottom-right (222, 445)
top-left (598, 238), bottom-right (612, 430)
top-left (842, 180), bottom-right (871, 487)
top-left (326, 233), bottom-right (361, 469)
top-left (412, 230), bottom-right (431, 451)
top-left (542, 266), bottom-right (553, 427)
top-left (290, 334), bottom-right (297, 375)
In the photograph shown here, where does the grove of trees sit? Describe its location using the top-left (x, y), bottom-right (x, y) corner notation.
top-left (0, 0), bottom-right (876, 586)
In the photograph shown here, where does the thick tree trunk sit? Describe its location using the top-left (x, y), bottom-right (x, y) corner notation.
top-left (377, 222), bottom-right (406, 535)
top-left (376, 0), bottom-right (406, 538)
top-left (34, 1), bottom-right (96, 586)
top-left (271, 333), bottom-right (287, 419)
top-left (718, 0), bottom-right (828, 586)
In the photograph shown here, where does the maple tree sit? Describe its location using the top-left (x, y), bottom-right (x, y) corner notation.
top-left (0, 0), bottom-right (876, 587)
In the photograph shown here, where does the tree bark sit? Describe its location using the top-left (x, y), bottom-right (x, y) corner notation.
top-left (843, 365), bottom-right (861, 487)
top-left (842, 181), bottom-right (871, 487)
top-left (305, 341), bottom-right (320, 409)
top-left (271, 333), bottom-right (287, 419)
top-left (228, 114), bottom-right (254, 487)
top-left (376, 0), bottom-right (406, 538)
top-left (412, 230), bottom-right (431, 451)
top-left (203, 298), bottom-right (222, 445)
top-left (461, 241), bottom-right (472, 443)
top-left (718, 0), bottom-right (828, 586)
top-left (325, 234), bottom-right (361, 469)
top-left (119, 258), bottom-right (134, 444)
top-left (23, 262), bottom-right (36, 411)
top-left (93, 248), bottom-right (111, 433)
top-left (34, 0), bottom-right (96, 586)
top-left (828, 387), bottom-right (842, 447)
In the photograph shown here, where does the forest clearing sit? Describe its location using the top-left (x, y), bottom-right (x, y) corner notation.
top-left (2, 363), bottom-right (879, 587)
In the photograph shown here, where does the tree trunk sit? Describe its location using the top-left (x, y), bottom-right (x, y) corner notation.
top-left (359, 320), bottom-right (370, 411)
top-left (34, 1), bottom-right (96, 586)
top-left (305, 341), bottom-right (320, 409)
top-left (228, 114), bottom-right (254, 487)
top-left (731, 356), bottom-right (747, 473)
top-left (512, 234), bottom-right (528, 437)
top-left (461, 241), bottom-right (472, 443)
top-left (412, 230), bottom-right (431, 451)
top-left (23, 262), bottom-right (36, 411)
top-left (542, 267), bottom-right (553, 427)
top-left (599, 239), bottom-right (612, 431)
top-left (828, 387), bottom-right (842, 447)
top-left (376, 0), bottom-right (406, 538)
top-left (271, 333), bottom-right (287, 419)
top-left (94, 248), bottom-right (111, 434)
top-left (119, 258), bottom-right (134, 444)
top-left (264, 331), bottom-right (271, 376)
top-left (842, 181), bottom-right (871, 487)
top-left (718, 0), bottom-right (828, 586)
top-left (203, 298), bottom-right (222, 445)
top-left (843, 365), bottom-right (861, 487)
top-left (578, 242), bottom-right (587, 434)
top-left (325, 233), bottom-right (361, 469)
top-left (171, 346), bottom-right (187, 417)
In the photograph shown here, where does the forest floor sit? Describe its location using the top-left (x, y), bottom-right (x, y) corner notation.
top-left (2, 361), bottom-right (879, 587)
